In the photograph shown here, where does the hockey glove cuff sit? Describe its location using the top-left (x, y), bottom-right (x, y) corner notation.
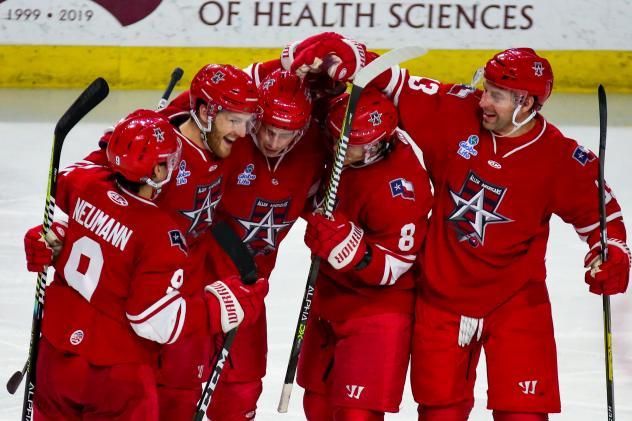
top-left (584, 238), bottom-right (631, 295)
top-left (304, 211), bottom-right (367, 271)
top-left (205, 276), bottom-right (268, 334)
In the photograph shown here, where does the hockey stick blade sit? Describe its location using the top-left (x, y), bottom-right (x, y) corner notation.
top-left (353, 46), bottom-right (427, 88)
top-left (6, 360), bottom-right (27, 394)
top-left (158, 67), bottom-right (184, 110)
top-left (55, 78), bottom-right (109, 139)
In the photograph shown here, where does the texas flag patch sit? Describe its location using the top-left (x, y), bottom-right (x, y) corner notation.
top-left (572, 145), bottom-right (597, 166)
top-left (390, 178), bottom-right (415, 200)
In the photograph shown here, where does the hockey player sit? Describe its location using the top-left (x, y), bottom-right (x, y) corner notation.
top-left (165, 68), bottom-right (328, 420)
top-left (284, 34), bottom-right (631, 421)
top-left (26, 111), bottom-right (264, 421)
top-left (297, 88), bottom-right (433, 421)
top-left (25, 64), bottom-right (268, 421)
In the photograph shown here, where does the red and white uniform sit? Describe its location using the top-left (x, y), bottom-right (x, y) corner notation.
top-left (382, 69), bottom-right (627, 412)
top-left (297, 132), bottom-right (432, 412)
top-left (384, 71), bottom-right (626, 317)
top-left (42, 164), bottom-right (197, 365)
top-left (219, 124), bottom-right (326, 279)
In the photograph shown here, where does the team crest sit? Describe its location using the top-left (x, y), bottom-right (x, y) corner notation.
top-left (179, 177), bottom-right (223, 237)
top-left (211, 71), bottom-right (225, 84)
top-left (457, 135), bottom-right (479, 159)
top-left (153, 127), bottom-right (165, 142)
top-left (237, 164), bottom-right (257, 186)
top-left (368, 111), bottom-right (382, 126)
top-left (532, 62), bottom-right (544, 76)
top-left (572, 145), bottom-right (597, 166)
top-left (168, 229), bottom-right (188, 253)
top-left (236, 198), bottom-right (294, 256)
top-left (448, 171), bottom-right (512, 247)
top-left (390, 178), bottom-right (415, 200)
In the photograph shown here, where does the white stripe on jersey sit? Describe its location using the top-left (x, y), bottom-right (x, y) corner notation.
top-left (375, 243), bottom-right (416, 286)
top-left (127, 291), bottom-right (186, 344)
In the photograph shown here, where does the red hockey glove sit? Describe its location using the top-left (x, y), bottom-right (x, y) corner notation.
top-left (281, 32), bottom-right (367, 81)
top-left (304, 211), bottom-right (366, 271)
top-left (205, 276), bottom-right (268, 334)
top-left (584, 239), bottom-right (631, 295)
top-left (24, 222), bottom-right (67, 273)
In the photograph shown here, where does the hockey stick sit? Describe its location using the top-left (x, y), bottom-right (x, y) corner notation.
top-left (193, 221), bottom-right (258, 421)
top-left (158, 67), bottom-right (184, 110)
top-left (277, 46), bottom-right (428, 413)
top-left (6, 78), bottom-right (109, 421)
top-left (597, 84), bottom-right (615, 421)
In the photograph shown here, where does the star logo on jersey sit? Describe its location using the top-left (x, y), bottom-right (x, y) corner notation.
top-left (179, 177), bottom-right (223, 237)
top-left (368, 110), bottom-right (382, 126)
top-left (236, 198), bottom-right (294, 256)
top-left (211, 71), bottom-right (225, 84)
top-left (532, 62), bottom-right (544, 77)
top-left (153, 127), bottom-right (164, 142)
top-left (168, 229), bottom-right (188, 253)
top-left (262, 77), bottom-right (275, 91)
top-left (447, 171), bottom-right (512, 247)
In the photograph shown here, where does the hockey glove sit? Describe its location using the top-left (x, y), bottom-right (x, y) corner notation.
top-left (281, 32), bottom-right (367, 81)
top-left (24, 221), bottom-right (67, 272)
top-left (584, 239), bottom-right (631, 295)
top-left (304, 211), bottom-right (366, 271)
top-left (205, 276), bottom-right (268, 334)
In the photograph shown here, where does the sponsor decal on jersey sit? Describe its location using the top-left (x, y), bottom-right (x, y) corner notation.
top-left (107, 190), bottom-right (129, 206)
top-left (69, 330), bottom-right (84, 345)
top-left (168, 230), bottom-right (188, 253)
top-left (236, 197), bottom-right (294, 256)
top-left (448, 170), bottom-right (512, 247)
top-left (447, 84), bottom-right (476, 98)
top-left (176, 160), bottom-right (191, 186)
top-left (180, 177), bottom-right (223, 237)
top-left (237, 163), bottom-right (257, 186)
top-left (457, 135), bottom-right (479, 159)
top-left (572, 145), bottom-right (597, 166)
top-left (488, 160), bottom-right (502, 169)
top-left (389, 178), bottom-right (415, 200)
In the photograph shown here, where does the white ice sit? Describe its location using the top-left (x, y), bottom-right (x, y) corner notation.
top-left (0, 88), bottom-right (631, 420)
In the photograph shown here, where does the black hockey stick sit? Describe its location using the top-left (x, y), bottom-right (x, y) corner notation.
top-left (277, 46), bottom-right (427, 413)
top-left (6, 79), bottom-right (109, 421)
top-left (158, 67), bottom-right (184, 110)
top-left (193, 221), bottom-right (258, 421)
top-left (597, 84), bottom-right (615, 421)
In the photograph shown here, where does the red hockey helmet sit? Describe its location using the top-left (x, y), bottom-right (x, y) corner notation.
top-left (484, 48), bottom-right (554, 109)
top-left (106, 109), bottom-right (181, 191)
top-left (259, 69), bottom-right (312, 131)
top-left (327, 88), bottom-right (398, 146)
top-left (189, 64), bottom-right (260, 119)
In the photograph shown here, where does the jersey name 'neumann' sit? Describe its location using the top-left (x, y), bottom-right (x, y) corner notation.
top-left (72, 197), bottom-right (134, 251)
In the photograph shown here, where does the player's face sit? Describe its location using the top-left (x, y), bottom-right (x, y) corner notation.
top-left (479, 81), bottom-right (520, 135)
top-left (257, 124), bottom-right (299, 157)
top-left (207, 110), bottom-right (254, 158)
top-left (343, 144), bottom-right (366, 166)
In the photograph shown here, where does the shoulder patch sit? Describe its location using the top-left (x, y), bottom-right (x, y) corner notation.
top-left (390, 178), bottom-right (415, 201)
top-left (447, 84), bottom-right (476, 99)
top-left (572, 145), bottom-right (597, 166)
top-left (169, 230), bottom-right (188, 253)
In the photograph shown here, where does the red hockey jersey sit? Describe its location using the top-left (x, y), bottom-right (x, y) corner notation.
top-left (42, 164), bottom-right (208, 366)
top-left (218, 124), bottom-right (327, 278)
top-left (384, 70), bottom-right (626, 317)
top-left (313, 131), bottom-right (433, 321)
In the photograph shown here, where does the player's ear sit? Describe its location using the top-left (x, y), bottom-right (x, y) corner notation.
top-left (522, 95), bottom-right (536, 113)
top-left (152, 163), bottom-right (167, 182)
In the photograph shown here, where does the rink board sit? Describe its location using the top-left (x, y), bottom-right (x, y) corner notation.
top-left (1, 45), bottom-right (631, 92)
